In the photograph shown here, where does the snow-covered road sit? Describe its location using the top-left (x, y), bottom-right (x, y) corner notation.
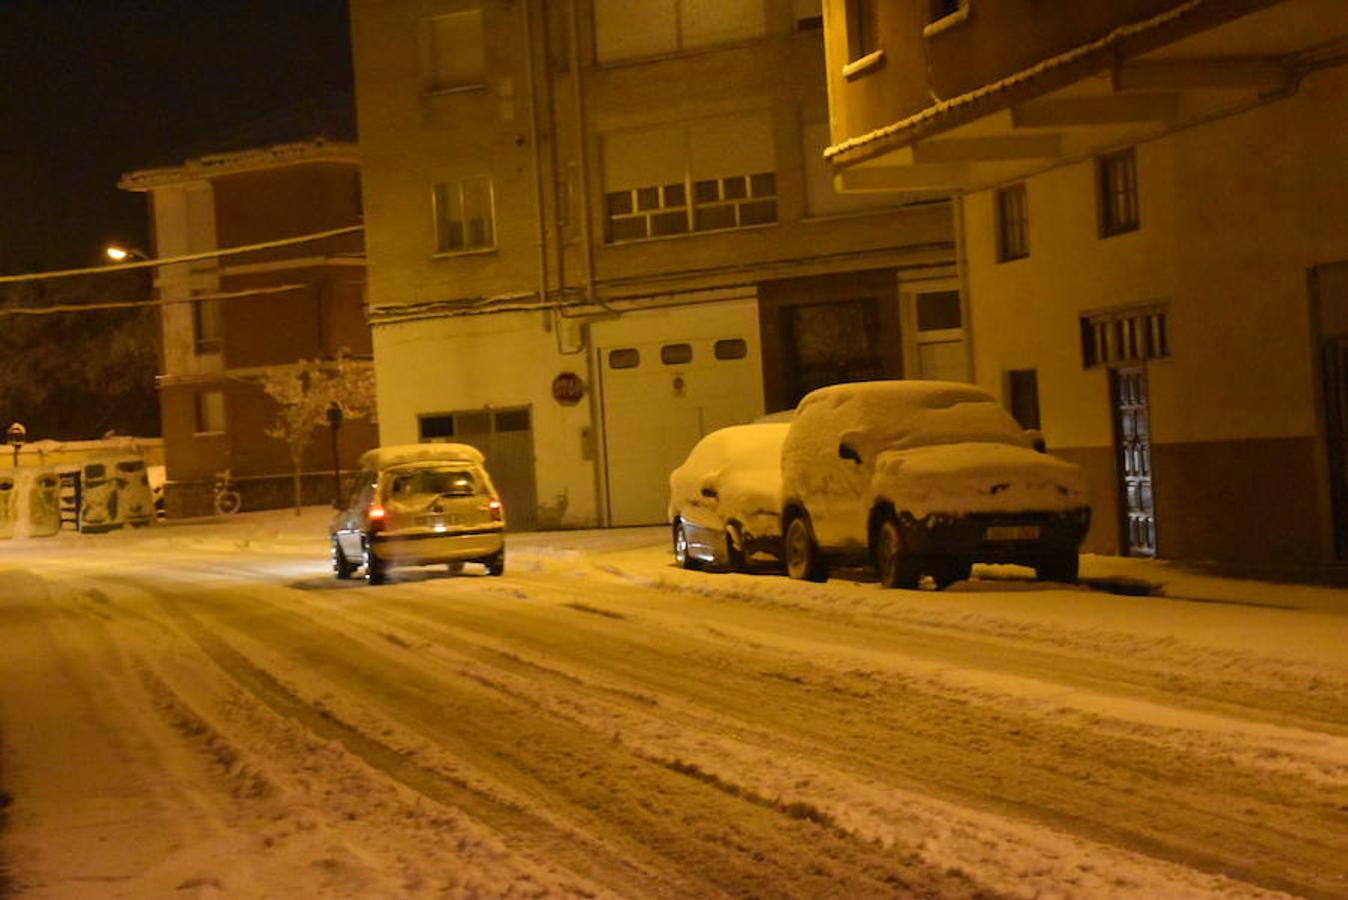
top-left (1, 510), bottom-right (1345, 899)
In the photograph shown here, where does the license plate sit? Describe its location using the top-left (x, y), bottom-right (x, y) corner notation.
top-left (985, 524), bottom-right (1040, 541)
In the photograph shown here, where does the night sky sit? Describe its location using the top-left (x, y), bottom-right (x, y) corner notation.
top-left (0, 0), bottom-right (354, 274)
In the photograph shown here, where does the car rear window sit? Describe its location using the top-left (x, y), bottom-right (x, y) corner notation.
top-left (387, 467), bottom-right (479, 499)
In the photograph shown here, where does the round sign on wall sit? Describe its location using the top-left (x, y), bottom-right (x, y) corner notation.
top-left (551, 372), bottom-right (585, 406)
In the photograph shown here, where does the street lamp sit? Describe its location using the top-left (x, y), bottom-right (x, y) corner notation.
top-left (105, 244), bottom-right (149, 262)
top-left (7, 422), bottom-right (26, 467)
top-left (326, 401), bottom-right (344, 507)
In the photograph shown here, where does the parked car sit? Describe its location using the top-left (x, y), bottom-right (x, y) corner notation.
top-left (330, 444), bottom-right (506, 584)
top-left (780, 380), bottom-right (1090, 589)
top-left (668, 421), bottom-right (791, 570)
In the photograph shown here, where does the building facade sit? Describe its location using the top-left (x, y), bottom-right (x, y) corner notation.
top-left (821, 0), bottom-right (1348, 568)
top-left (120, 104), bottom-right (378, 517)
top-left (350, 0), bottom-right (964, 530)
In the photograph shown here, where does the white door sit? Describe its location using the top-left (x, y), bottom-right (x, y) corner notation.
top-left (595, 302), bottom-right (763, 526)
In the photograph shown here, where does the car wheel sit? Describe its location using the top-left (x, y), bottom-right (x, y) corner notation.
top-left (363, 539), bottom-right (386, 585)
top-left (1036, 554), bottom-right (1080, 583)
top-left (784, 515), bottom-right (828, 583)
top-left (445, 561), bottom-right (465, 575)
top-left (929, 558), bottom-right (972, 590)
top-left (484, 550), bottom-right (505, 577)
top-left (724, 526), bottom-right (747, 573)
top-left (673, 520), bottom-right (699, 570)
top-left (875, 518), bottom-right (920, 589)
top-left (332, 537), bottom-right (357, 580)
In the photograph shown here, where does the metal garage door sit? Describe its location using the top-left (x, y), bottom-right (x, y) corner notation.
top-left (599, 325), bottom-right (764, 527)
top-left (418, 406), bottom-right (539, 531)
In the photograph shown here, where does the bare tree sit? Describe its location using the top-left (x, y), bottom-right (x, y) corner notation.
top-left (260, 354), bottom-right (376, 514)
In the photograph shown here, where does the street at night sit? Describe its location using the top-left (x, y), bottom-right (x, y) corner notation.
top-left (1, 511), bottom-right (1344, 898)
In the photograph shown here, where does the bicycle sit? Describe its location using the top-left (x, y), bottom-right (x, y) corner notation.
top-left (213, 469), bottom-right (242, 516)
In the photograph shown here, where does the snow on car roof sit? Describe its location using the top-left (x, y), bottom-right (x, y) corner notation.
top-left (359, 443), bottom-right (484, 471)
top-left (792, 379), bottom-right (1030, 456)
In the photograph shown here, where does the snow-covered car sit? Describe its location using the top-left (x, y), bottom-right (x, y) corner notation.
top-left (330, 444), bottom-right (506, 584)
top-left (668, 421), bottom-right (790, 571)
top-left (780, 380), bottom-right (1090, 589)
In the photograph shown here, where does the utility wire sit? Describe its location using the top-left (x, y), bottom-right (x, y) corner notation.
top-left (0, 225), bottom-right (363, 284)
top-left (0, 283), bottom-right (309, 317)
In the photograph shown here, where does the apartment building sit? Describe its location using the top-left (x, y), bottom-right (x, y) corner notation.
top-left (349, 0), bottom-right (958, 529)
top-left (119, 99), bottom-right (378, 517)
top-left (821, 0), bottom-right (1348, 568)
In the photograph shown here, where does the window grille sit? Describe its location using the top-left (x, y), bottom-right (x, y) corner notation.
top-left (1081, 305), bottom-right (1168, 368)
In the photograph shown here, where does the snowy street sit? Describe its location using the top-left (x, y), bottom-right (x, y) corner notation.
top-left (1, 511), bottom-right (1345, 899)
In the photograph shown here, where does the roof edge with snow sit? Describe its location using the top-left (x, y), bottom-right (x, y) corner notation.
top-left (825, 0), bottom-right (1284, 169)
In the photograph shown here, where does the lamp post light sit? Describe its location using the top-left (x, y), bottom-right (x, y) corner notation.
top-left (105, 245), bottom-right (149, 263)
top-left (326, 401), bottom-right (344, 507)
top-left (7, 422), bottom-right (26, 467)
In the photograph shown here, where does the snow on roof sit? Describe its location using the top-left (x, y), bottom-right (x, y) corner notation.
top-left (825, 0), bottom-right (1211, 165)
top-left (358, 443), bottom-right (484, 471)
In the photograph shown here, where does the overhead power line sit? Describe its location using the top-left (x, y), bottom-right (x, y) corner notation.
top-left (0, 283), bottom-right (309, 317)
top-left (0, 225), bottom-right (363, 284)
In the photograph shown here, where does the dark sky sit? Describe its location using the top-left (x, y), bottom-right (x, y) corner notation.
top-left (0, 0), bottom-right (354, 274)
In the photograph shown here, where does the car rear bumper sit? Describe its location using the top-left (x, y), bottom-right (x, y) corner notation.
top-left (898, 508), bottom-right (1090, 563)
top-left (370, 527), bottom-right (504, 565)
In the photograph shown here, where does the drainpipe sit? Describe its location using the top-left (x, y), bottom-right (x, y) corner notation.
top-left (567, 0), bottom-right (609, 527)
top-left (523, 0), bottom-right (549, 329)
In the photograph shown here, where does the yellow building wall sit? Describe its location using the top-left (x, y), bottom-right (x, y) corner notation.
top-left (964, 65), bottom-right (1348, 564)
top-left (373, 311), bottom-right (601, 528)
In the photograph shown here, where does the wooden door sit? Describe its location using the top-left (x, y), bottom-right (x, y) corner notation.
top-left (1324, 338), bottom-right (1348, 559)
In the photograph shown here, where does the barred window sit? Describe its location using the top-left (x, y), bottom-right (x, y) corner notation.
top-left (1081, 305), bottom-right (1168, 368)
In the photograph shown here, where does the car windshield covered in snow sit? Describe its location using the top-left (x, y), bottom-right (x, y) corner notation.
top-left (388, 468), bottom-right (478, 499)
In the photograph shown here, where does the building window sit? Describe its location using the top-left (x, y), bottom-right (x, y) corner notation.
top-left (426, 10), bottom-right (485, 93)
top-left (602, 113), bottom-right (777, 244)
top-left (714, 338), bottom-right (748, 360)
top-left (609, 348), bottom-right (640, 369)
top-left (593, 0), bottom-right (765, 63)
top-left (844, 0), bottom-right (876, 62)
top-left (912, 290), bottom-right (967, 382)
top-left (419, 414), bottom-right (454, 440)
top-left (606, 183), bottom-right (689, 242)
top-left (660, 343), bottom-right (693, 365)
top-left (433, 176), bottom-right (495, 254)
top-left (995, 183), bottom-right (1029, 262)
top-left (192, 292), bottom-right (223, 353)
top-left (1005, 369), bottom-right (1041, 430)
top-left (195, 390), bottom-right (225, 434)
top-left (1098, 147), bottom-right (1140, 237)
top-left (1081, 304), bottom-right (1168, 368)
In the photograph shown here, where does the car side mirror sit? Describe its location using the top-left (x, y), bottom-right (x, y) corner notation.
top-left (838, 442), bottom-right (861, 464)
top-left (1025, 429), bottom-right (1047, 453)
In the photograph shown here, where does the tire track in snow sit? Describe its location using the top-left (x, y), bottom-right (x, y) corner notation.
top-left (107, 572), bottom-right (995, 899)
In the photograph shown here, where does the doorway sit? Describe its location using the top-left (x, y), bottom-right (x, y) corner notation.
top-left (1110, 365), bottom-right (1156, 556)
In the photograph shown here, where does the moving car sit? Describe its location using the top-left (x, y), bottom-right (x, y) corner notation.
top-left (330, 444), bottom-right (506, 584)
top-left (780, 380), bottom-right (1090, 589)
top-left (668, 421), bottom-right (790, 571)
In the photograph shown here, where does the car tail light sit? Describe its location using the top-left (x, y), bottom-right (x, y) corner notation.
top-left (486, 498), bottom-right (503, 522)
top-left (367, 504), bottom-right (387, 532)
